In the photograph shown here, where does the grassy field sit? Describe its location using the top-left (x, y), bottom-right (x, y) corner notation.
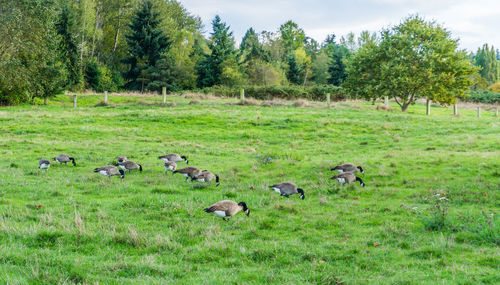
top-left (0, 94), bottom-right (499, 284)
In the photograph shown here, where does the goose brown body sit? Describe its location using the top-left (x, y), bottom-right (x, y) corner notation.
top-left (269, 182), bottom-right (305, 199)
top-left (94, 165), bottom-right (125, 179)
top-left (118, 160), bottom-right (142, 173)
top-left (38, 159), bottom-right (50, 170)
top-left (331, 163), bottom-right (363, 173)
top-left (158, 153), bottom-right (188, 164)
top-left (193, 170), bottom-right (220, 186)
top-left (204, 200), bottom-right (250, 221)
top-left (331, 172), bottom-right (365, 187)
top-left (164, 161), bottom-right (177, 173)
top-left (54, 154), bottom-right (76, 166)
top-left (173, 167), bottom-right (202, 181)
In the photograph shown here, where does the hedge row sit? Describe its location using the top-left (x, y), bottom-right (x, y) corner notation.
top-left (466, 90), bottom-right (500, 104)
top-left (200, 85), bottom-right (346, 101)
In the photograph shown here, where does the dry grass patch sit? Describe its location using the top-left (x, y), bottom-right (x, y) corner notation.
top-left (293, 99), bottom-right (309, 108)
top-left (183, 92), bottom-right (220, 100)
top-left (189, 99), bottom-right (201, 105)
top-left (376, 104), bottom-right (393, 111)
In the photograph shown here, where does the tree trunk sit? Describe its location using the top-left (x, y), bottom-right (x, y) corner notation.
top-left (401, 103), bottom-right (410, 112)
top-left (112, 7), bottom-right (122, 56)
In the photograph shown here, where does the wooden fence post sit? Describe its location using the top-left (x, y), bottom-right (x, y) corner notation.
top-left (162, 87), bottom-right (167, 104)
top-left (453, 103), bottom-right (458, 116)
top-left (426, 99), bottom-right (431, 115)
top-left (495, 107), bottom-right (498, 117)
top-left (44, 97), bottom-right (48, 105)
top-left (104, 91), bottom-right (108, 104)
top-left (73, 95), bottom-right (77, 108)
top-left (326, 93), bottom-right (331, 108)
top-left (384, 96), bottom-right (388, 106)
top-left (477, 107), bottom-right (481, 118)
top-left (240, 88), bottom-right (245, 100)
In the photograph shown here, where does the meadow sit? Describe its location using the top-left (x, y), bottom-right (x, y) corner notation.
top-left (0, 94), bottom-right (499, 284)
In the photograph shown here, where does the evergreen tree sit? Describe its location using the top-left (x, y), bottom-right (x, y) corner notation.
top-left (196, 15), bottom-right (239, 87)
top-left (327, 45), bottom-right (350, 86)
top-left (286, 53), bottom-right (302, 85)
top-left (474, 44), bottom-right (499, 84)
top-left (56, 0), bottom-right (82, 90)
top-left (124, 0), bottom-right (171, 91)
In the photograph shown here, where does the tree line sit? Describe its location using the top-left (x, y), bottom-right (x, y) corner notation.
top-left (1, 0), bottom-right (499, 110)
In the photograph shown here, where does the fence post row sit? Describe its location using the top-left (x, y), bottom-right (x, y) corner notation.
top-left (240, 88), bottom-right (245, 100)
top-left (453, 103), bottom-right (458, 115)
top-left (384, 96), bottom-right (388, 106)
top-left (162, 87), bottom-right (167, 104)
top-left (73, 95), bottom-right (77, 108)
top-left (426, 99), bottom-right (431, 115)
top-left (326, 93), bottom-right (331, 107)
top-left (477, 107), bottom-right (480, 118)
top-left (495, 108), bottom-right (498, 117)
top-left (104, 91), bottom-right (108, 103)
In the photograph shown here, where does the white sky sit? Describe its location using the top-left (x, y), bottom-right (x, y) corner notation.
top-left (178, 0), bottom-right (500, 52)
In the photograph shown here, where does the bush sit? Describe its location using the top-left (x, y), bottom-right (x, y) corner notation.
top-left (85, 61), bottom-right (119, 92)
top-left (466, 90), bottom-right (500, 104)
top-left (204, 85), bottom-right (346, 101)
top-left (488, 82), bottom-right (500, 93)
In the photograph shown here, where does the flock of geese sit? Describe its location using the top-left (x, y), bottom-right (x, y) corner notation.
top-left (38, 153), bottom-right (366, 221)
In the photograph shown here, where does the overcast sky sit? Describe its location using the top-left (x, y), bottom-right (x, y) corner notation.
top-left (178, 0), bottom-right (500, 52)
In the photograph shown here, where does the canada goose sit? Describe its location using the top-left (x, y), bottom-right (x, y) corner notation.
top-left (331, 173), bottom-right (365, 187)
top-left (94, 166), bottom-right (125, 179)
top-left (204, 200), bottom-right (250, 221)
top-left (269, 182), bottom-right (305, 199)
top-left (38, 159), bottom-right (50, 170)
top-left (331, 163), bottom-right (364, 174)
top-left (158, 153), bottom-right (188, 164)
top-left (53, 154), bottom-right (76, 166)
top-left (117, 156), bottom-right (128, 163)
top-left (191, 170), bottom-right (220, 186)
top-left (173, 167), bottom-right (201, 182)
top-left (164, 161), bottom-right (177, 174)
top-left (118, 160), bottom-right (142, 173)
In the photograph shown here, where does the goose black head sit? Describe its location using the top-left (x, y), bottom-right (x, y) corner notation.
top-left (356, 177), bottom-right (365, 187)
top-left (238, 202), bottom-right (250, 216)
top-left (215, 174), bottom-right (220, 186)
top-left (357, 166), bottom-right (364, 174)
top-left (119, 169), bottom-right (125, 179)
top-left (297, 188), bottom-right (305, 200)
top-left (181, 156), bottom-right (188, 164)
top-left (69, 157), bottom-right (76, 166)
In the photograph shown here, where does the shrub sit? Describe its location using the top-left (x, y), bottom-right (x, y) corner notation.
top-left (205, 85), bottom-right (346, 101)
top-left (466, 90), bottom-right (500, 104)
top-left (487, 82), bottom-right (500, 93)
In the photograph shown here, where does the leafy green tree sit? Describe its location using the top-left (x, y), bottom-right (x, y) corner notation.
top-left (344, 15), bottom-right (477, 111)
top-left (0, 0), bottom-right (65, 105)
top-left (124, 0), bottom-right (171, 92)
top-left (474, 44), bottom-right (499, 84)
top-left (279, 20), bottom-right (306, 52)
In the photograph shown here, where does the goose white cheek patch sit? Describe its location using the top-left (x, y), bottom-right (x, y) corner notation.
top-left (99, 170), bottom-right (108, 176)
top-left (273, 187), bottom-right (281, 194)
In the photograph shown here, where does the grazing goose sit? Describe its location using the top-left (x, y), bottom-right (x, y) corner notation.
top-left (331, 163), bottom-right (364, 174)
top-left (53, 154), bottom-right (76, 166)
top-left (94, 166), bottom-right (125, 179)
top-left (158, 153), bottom-right (188, 164)
top-left (38, 159), bottom-right (50, 170)
top-left (331, 173), bottom-right (365, 187)
top-left (164, 161), bottom-right (177, 174)
top-left (173, 167), bottom-right (202, 182)
top-left (118, 160), bottom-right (142, 173)
top-left (269, 182), bottom-right (305, 199)
top-left (117, 156), bottom-right (128, 164)
top-left (204, 200), bottom-right (250, 221)
top-left (192, 170), bottom-right (220, 186)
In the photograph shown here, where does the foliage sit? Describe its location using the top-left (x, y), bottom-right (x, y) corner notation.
top-left (473, 44), bottom-right (499, 84)
top-left (208, 85), bottom-right (345, 101)
top-left (85, 60), bottom-right (118, 92)
top-left (327, 45), bottom-right (350, 86)
top-left (0, 0), bottom-right (65, 105)
top-left (487, 82), bottom-right (500, 93)
top-left (466, 89), bottom-right (500, 104)
top-left (123, 0), bottom-right (172, 92)
top-left (422, 193), bottom-right (449, 231)
top-left (344, 15), bottom-right (477, 111)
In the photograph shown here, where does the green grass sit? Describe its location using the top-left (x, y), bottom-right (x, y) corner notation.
top-left (0, 94), bottom-right (499, 284)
